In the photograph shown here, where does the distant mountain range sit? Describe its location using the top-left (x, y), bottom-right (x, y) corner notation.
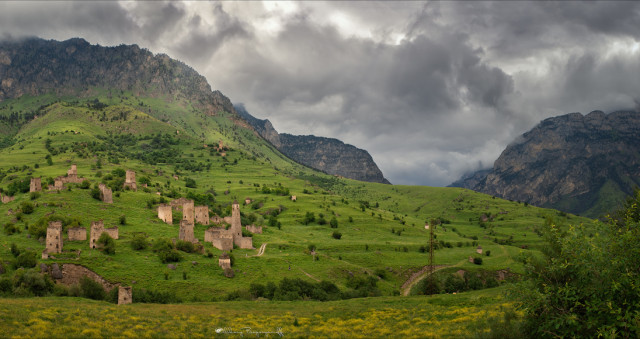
top-left (451, 110), bottom-right (640, 217)
top-left (235, 104), bottom-right (390, 184)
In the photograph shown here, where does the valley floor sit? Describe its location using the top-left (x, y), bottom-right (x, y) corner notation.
top-left (0, 288), bottom-right (516, 338)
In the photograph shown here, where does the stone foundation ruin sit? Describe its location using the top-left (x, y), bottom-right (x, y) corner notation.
top-left (218, 252), bottom-right (231, 269)
top-left (68, 227), bottom-right (87, 241)
top-left (0, 193), bottom-right (15, 204)
top-left (157, 204), bottom-right (172, 224)
top-left (245, 225), bottom-right (262, 234)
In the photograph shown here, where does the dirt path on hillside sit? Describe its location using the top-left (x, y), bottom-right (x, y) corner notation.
top-left (402, 257), bottom-right (472, 296)
top-left (299, 268), bottom-right (321, 282)
top-left (255, 243), bottom-right (267, 256)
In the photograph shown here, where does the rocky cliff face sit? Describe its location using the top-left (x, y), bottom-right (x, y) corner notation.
top-left (0, 37), bottom-right (235, 115)
top-left (453, 110), bottom-right (640, 217)
top-left (236, 105), bottom-right (390, 184)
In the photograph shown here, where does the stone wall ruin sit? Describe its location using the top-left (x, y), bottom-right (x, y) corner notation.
top-left (68, 227), bottom-right (87, 241)
top-left (194, 205), bottom-right (209, 225)
top-left (157, 204), bottom-right (172, 224)
top-left (182, 200), bottom-right (194, 224)
top-left (245, 225), bottom-right (262, 234)
top-left (99, 184), bottom-right (113, 204)
top-left (118, 286), bottom-right (132, 305)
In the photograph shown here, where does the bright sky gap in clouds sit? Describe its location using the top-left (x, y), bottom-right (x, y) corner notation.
top-left (1, 1), bottom-right (639, 186)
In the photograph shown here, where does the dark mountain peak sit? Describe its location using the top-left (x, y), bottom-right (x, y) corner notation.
top-left (0, 37), bottom-right (235, 116)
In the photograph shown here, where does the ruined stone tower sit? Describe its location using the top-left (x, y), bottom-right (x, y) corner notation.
top-left (157, 204), bottom-right (172, 224)
top-left (99, 184), bottom-right (113, 204)
top-left (30, 177), bottom-right (42, 192)
top-left (67, 164), bottom-right (77, 177)
top-left (90, 220), bottom-right (105, 249)
top-left (118, 286), bottom-right (132, 305)
top-left (194, 206), bottom-right (209, 225)
top-left (231, 201), bottom-right (253, 249)
top-left (123, 170), bottom-right (137, 191)
top-left (182, 200), bottom-right (195, 224)
top-left (46, 221), bottom-right (63, 254)
top-left (179, 219), bottom-right (195, 243)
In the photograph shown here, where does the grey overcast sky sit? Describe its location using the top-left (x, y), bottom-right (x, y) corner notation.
top-left (1, 1), bottom-right (640, 186)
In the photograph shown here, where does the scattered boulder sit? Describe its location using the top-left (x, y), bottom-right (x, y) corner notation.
top-left (191, 261), bottom-right (198, 266)
top-left (40, 263), bottom-right (48, 273)
top-left (167, 264), bottom-right (177, 270)
top-left (223, 267), bottom-right (235, 278)
top-left (51, 263), bottom-right (63, 279)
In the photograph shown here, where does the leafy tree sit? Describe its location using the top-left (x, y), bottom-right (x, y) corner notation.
top-left (514, 189), bottom-right (640, 338)
top-left (130, 234), bottom-right (148, 251)
top-left (330, 217), bottom-right (338, 228)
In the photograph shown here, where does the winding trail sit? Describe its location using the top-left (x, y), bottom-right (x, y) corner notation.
top-left (255, 243), bottom-right (267, 257)
top-left (401, 258), bottom-right (469, 296)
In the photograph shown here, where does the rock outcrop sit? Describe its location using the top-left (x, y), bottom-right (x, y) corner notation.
top-left (452, 110), bottom-right (640, 217)
top-left (236, 104), bottom-right (390, 184)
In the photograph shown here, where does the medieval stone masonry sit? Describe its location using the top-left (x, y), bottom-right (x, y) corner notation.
top-left (118, 286), bottom-right (132, 305)
top-left (194, 205), bottom-right (209, 225)
top-left (45, 221), bottom-right (63, 254)
top-left (30, 177), bottom-right (42, 192)
top-left (123, 170), bottom-right (137, 191)
top-left (157, 204), bottom-right (172, 224)
top-left (67, 227), bottom-right (87, 241)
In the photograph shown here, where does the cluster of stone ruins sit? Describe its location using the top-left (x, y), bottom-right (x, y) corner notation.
top-left (42, 219), bottom-right (119, 259)
top-left (158, 198), bottom-right (261, 251)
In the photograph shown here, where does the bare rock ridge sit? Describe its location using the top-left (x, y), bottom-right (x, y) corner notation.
top-left (451, 110), bottom-right (640, 217)
top-left (235, 104), bottom-right (391, 184)
top-left (0, 37), bottom-right (235, 116)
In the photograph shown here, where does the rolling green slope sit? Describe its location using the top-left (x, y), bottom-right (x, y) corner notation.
top-left (0, 93), bottom-right (592, 302)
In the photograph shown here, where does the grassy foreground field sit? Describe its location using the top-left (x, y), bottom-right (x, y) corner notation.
top-left (0, 288), bottom-right (518, 338)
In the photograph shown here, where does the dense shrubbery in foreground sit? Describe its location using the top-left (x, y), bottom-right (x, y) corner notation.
top-left (514, 189), bottom-right (640, 338)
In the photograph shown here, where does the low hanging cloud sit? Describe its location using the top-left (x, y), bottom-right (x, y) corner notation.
top-left (1, 1), bottom-right (640, 186)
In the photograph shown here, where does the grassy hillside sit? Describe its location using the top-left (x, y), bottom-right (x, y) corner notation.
top-left (0, 92), bottom-right (592, 336)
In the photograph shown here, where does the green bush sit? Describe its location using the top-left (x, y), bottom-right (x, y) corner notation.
top-left (332, 231), bottom-right (342, 239)
top-left (80, 276), bottom-right (106, 300)
top-left (130, 234), bottom-right (149, 251)
top-left (330, 217), bottom-right (338, 228)
top-left (13, 250), bottom-right (37, 269)
top-left (20, 201), bottom-right (34, 214)
top-left (10, 243), bottom-right (20, 257)
top-left (13, 269), bottom-right (54, 296)
top-left (158, 249), bottom-right (182, 263)
top-left (79, 180), bottom-right (91, 189)
top-left (176, 240), bottom-right (196, 253)
top-left (29, 191), bottom-right (40, 200)
top-left (473, 257), bottom-right (483, 265)
top-left (97, 233), bottom-right (116, 255)
top-left (4, 223), bottom-right (19, 235)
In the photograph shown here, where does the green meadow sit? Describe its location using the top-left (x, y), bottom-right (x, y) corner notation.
top-left (0, 90), bottom-right (593, 335)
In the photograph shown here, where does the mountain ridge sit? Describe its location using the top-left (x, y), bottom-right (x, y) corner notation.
top-left (452, 109), bottom-right (640, 217)
top-left (235, 104), bottom-right (391, 184)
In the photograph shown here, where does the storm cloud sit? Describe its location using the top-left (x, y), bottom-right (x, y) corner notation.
top-left (1, 1), bottom-right (639, 186)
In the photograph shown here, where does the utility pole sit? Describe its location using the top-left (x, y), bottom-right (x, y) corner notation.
top-left (426, 218), bottom-right (437, 295)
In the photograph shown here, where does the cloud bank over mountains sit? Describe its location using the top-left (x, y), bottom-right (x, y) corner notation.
top-left (2, 1), bottom-right (639, 185)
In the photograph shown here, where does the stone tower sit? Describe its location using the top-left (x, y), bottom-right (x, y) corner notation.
top-left (123, 170), bottom-right (137, 191)
top-left (90, 220), bottom-right (105, 249)
top-left (179, 219), bottom-right (195, 243)
top-left (194, 206), bottom-right (209, 225)
top-left (30, 177), bottom-right (42, 192)
top-left (118, 286), bottom-right (132, 305)
top-left (182, 200), bottom-right (194, 224)
top-left (230, 201), bottom-right (242, 239)
top-left (157, 204), bottom-right (172, 224)
top-left (46, 221), bottom-right (63, 254)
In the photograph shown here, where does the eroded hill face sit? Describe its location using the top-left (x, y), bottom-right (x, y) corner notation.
top-left (454, 110), bottom-right (640, 217)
